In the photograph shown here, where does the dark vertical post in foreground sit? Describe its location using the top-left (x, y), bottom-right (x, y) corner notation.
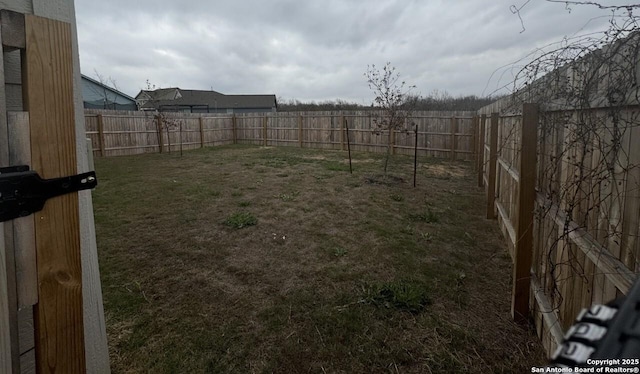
top-left (413, 124), bottom-right (418, 188)
top-left (179, 121), bottom-right (183, 157)
top-left (511, 103), bottom-right (539, 324)
top-left (345, 117), bottom-right (353, 174)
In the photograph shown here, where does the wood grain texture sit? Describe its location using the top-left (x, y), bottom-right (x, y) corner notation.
top-left (0, 20), bottom-right (19, 374)
top-left (1, 10), bottom-right (25, 49)
top-left (0, 9), bottom-right (25, 48)
top-left (3, 50), bottom-right (21, 86)
top-left (0, 223), bottom-right (14, 374)
top-left (31, 2), bottom-right (110, 372)
top-left (5, 83), bottom-right (22, 112)
top-left (23, 14), bottom-right (86, 373)
top-left (530, 272), bottom-right (563, 344)
top-left (511, 104), bottom-right (538, 323)
top-left (18, 307), bottom-right (34, 355)
top-left (20, 348), bottom-right (35, 374)
top-left (7, 112), bottom-right (37, 308)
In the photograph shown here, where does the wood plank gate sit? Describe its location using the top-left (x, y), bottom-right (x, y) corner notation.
top-left (0, 8), bottom-right (109, 374)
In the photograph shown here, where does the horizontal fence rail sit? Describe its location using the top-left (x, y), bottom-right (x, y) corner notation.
top-left (83, 109), bottom-right (477, 159)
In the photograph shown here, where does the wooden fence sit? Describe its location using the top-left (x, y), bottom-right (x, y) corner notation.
top-left (478, 103), bottom-right (640, 356)
top-left (84, 109), bottom-right (477, 159)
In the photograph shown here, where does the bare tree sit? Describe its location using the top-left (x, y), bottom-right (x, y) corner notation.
top-left (365, 62), bottom-right (418, 174)
top-left (94, 69), bottom-right (121, 110)
top-left (142, 80), bottom-right (182, 154)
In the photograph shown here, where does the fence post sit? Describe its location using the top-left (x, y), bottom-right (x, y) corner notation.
top-left (511, 103), bottom-right (539, 323)
top-left (340, 113), bottom-right (345, 151)
top-left (97, 113), bottom-right (105, 157)
top-left (298, 114), bottom-right (303, 148)
top-left (232, 114), bottom-right (237, 144)
top-left (156, 115), bottom-right (164, 153)
top-left (263, 116), bottom-right (268, 147)
top-left (478, 114), bottom-right (486, 187)
top-left (486, 113), bottom-right (499, 219)
top-left (199, 116), bottom-right (204, 148)
top-left (450, 116), bottom-right (457, 161)
top-left (471, 115), bottom-right (478, 167)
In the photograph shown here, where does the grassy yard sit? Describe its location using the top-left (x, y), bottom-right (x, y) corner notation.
top-left (93, 145), bottom-right (544, 373)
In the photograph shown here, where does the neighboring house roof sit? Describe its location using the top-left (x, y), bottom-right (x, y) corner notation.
top-left (136, 87), bottom-right (185, 101)
top-left (136, 88), bottom-right (277, 111)
top-left (81, 74), bottom-right (137, 110)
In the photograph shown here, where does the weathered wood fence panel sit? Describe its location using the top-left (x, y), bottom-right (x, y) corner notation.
top-left (84, 109), bottom-right (478, 159)
top-left (477, 103), bottom-right (640, 357)
top-left (201, 116), bottom-right (234, 147)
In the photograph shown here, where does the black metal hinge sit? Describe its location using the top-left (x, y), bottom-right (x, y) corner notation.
top-left (0, 165), bottom-right (97, 222)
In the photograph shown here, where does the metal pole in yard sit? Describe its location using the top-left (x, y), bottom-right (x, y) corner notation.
top-left (414, 124), bottom-right (418, 188)
top-left (345, 117), bottom-right (353, 174)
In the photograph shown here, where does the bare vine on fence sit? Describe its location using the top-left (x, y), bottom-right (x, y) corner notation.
top-left (500, 3), bottom-right (640, 310)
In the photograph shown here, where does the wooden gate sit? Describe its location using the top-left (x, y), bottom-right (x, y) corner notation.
top-left (0, 8), bottom-right (109, 374)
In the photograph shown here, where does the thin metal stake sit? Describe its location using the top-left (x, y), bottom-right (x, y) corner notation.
top-left (414, 124), bottom-right (418, 188)
top-left (345, 118), bottom-right (353, 174)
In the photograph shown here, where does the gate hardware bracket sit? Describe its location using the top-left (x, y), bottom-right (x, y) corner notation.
top-left (0, 165), bottom-right (97, 222)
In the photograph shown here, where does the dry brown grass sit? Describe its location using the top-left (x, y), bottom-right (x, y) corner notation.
top-left (93, 145), bottom-right (545, 373)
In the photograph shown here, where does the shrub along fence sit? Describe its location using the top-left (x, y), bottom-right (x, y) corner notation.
top-left (477, 102), bottom-right (640, 356)
top-left (84, 109), bottom-right (478, 160)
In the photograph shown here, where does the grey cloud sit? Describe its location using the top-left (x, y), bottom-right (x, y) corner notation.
top-left (76, 0), bottom-right (617, 102)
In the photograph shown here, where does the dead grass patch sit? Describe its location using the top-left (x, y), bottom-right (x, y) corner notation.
top-left (93, 145), bottom-right (545, 373)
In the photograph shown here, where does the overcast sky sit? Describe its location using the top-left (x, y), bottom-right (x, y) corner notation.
top-left (75, 1), bottom-right (623, 103)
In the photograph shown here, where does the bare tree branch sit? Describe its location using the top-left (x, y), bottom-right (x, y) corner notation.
top-left (364, 62), bottom-right (418, 174)
top-left (545, 1), bottom-right (640, 11)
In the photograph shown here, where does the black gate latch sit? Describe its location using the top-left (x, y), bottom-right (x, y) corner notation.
top-left (0, 165), bottom-right (97, 222)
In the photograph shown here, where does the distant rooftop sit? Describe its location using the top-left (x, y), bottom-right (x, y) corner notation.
top-left (136, 88), bottom-right (277, 113)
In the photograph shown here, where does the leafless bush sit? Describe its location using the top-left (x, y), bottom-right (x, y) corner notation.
top-left (364, 62), bottom-right (418, 174)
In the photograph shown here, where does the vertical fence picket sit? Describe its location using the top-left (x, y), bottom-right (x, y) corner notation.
top-left (263, 116), bottom-right (268, 147)
top-left (97, 114), bottom-right (105, 157)
top-left (450, 116), bottom-right (457, 161)
top-left (478, 114), bottom-right (486, 187)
